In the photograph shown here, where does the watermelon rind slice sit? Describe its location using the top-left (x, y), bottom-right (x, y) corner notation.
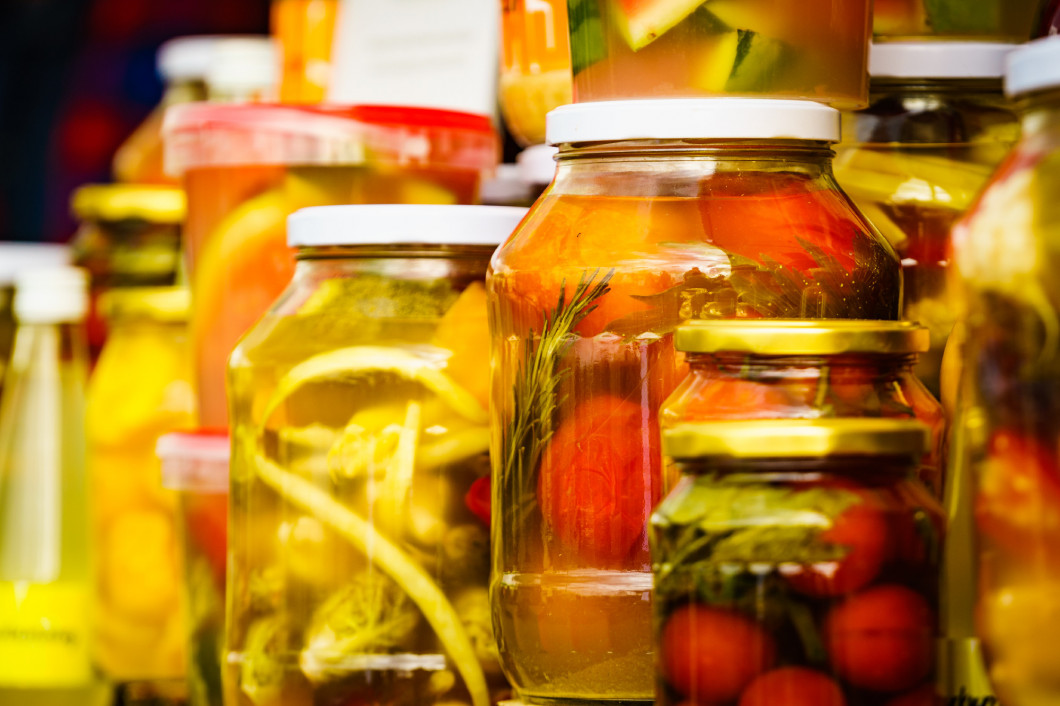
top-left (612, 0), bottom-right (711, 50)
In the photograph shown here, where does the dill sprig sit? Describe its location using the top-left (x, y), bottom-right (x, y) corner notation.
top-left (500, 270), bottom-right (613, 505)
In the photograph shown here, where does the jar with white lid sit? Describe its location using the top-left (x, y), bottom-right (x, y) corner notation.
top-left (835, 41), bottom-right (1020, 397)
top-left (488, 98), bottom-right (901, 705)
top-left (225, 204), bottom-right (526, 706)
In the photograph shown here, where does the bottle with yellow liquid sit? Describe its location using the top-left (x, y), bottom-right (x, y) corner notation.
top-left (0, 267), bottom-right (108, 706)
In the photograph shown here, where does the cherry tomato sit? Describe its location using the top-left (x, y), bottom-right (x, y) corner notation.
top-left (680, 377), bottom-right (813, 422)
top-left (661, 604), bottom-right (777, 703)
top-left (465, 476), bottom-right (491, 526)
top-left (739, 667), bottom-right (846, 706)
top-left (824, 584), bottom-right (934, 692)
top-left (785, 487), bottom-right (889, 598)
top-left (539, 395), bottom-right (660, 567)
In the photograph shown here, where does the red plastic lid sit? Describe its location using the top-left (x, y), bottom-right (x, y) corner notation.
top-left (157, 429), bottom-right (230, 493)
top-left (162, 103), bottom-right (498, 175)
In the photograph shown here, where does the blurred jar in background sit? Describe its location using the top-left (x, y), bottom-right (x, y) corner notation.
top-left (158, 431), bottom-right (230, 706)
top-left (69, 185), bottom-right (185, 361)
top-left (835, 41), bottom-right (1019, 397)
top-left (500, 0), bottom-right (572, 146)
top-left (204, 37), bottom-right (280, 103)
top-left (874, 0), bottom-right (1039, 41)
top-left (87, 287), bottom-right (195, 689)
top-left (162, 103), bottom-right (498, 427)
top-left (272, 0), bottom-right (338, 103)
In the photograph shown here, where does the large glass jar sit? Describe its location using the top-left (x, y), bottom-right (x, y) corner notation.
top-left (835, 42), bottom-right (1019, 397)
top-left (163, 103), bottom-right (499, 427)
top-left (87, 287), bottom-right (195, 686)
top-left (950, 36), bottom-right (1060, 706)
top-left (662, 320), bottom-right (945, 496)
top-left (874, 0), bottom-right (1039, 42)
top-left (652, 419), bottom-right (943, 706)
top-left (567, 0), bottom-right (871, 107)
top-left (500, 0), bottom-right (573, 146)
top-left (488, 99), bottom-right (901, 705)
top-left (226, 205), bottom-right (526, 706)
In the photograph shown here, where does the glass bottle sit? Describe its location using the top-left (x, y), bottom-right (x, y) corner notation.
top-left (225, 205), bottom-right (525, 706)
top-left (489, 98), bottom-right (901, 705)
top-left (0, 267), bottom-right (108, 706)
top-left (652, 419), bottom-right (943, 706)
top-left (835, 41), bottom-right (1019, 397)
top-left (950, 35), bottom-right (1060, 706)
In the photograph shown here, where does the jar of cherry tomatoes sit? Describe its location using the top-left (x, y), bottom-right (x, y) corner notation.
top-left (950, 36), bottom-right (1060, 706)
top-left (488, 99), bottom-right (901, 705)
top-left (652, 419), bottom-right (943, 706)
top-left (835, 42), bottom-right (1019, 397)
top-left (662, 320), bottom-right (945, 496)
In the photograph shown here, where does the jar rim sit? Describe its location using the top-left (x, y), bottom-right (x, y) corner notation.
top-left (675, 320), bottom-right (929, 356)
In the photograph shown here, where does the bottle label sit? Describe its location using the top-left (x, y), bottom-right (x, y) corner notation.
top-left (0, 581), bottom-right (93, 687)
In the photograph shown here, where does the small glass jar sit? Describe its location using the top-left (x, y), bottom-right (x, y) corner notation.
top-left (500, 0), bottom-right (573, 146)
top-left (88, 287), bottom-right (195, 685)
top-left (158, 431), bottom-right (230, 706)
top-left (662, 320), bottom-right (945, 496)
top-left (835, 42), bottom-right (1019, 397)
top-left (652, 419), bottom-right (944, 706)
top-left (567, 0), bottom-right (871, 107)
top-left (226, 205), bottom-right (525, 706)
top-left (489, 99), bottom-right (900, 705)
top-left (874, 0), bottom-right (1038, 42)
top-left (950, 36), bottom-right (1060, 706)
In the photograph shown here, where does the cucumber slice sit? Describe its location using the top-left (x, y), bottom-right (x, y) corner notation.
top-left (691, 30), bottom-right (741, 91)
top-left (725, 29), bottom-right (787, 92)
top-left (569, 0), bottom-right (608, 74)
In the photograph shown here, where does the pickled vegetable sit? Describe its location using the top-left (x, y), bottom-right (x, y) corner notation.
top-left (874, 0), bottom-right (1038, 40)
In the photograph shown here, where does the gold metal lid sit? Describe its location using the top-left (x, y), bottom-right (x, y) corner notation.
top-left (99, 286), bottom-right (190, 322)
top-left (664, 419), bottom-right (930, 460)
top-left (71, 185), bottom-right (186, 224)
top-left (674, 320), bottom-right (929, 355)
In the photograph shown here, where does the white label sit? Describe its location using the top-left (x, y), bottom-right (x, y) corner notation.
top-left (329, 0), bottom-right (500, 117)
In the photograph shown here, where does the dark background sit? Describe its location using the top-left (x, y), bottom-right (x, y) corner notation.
top-left (0, 0), bottom-right (270, 245)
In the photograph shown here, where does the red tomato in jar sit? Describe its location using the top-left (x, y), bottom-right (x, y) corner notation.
top-left (739, 667), bottom-right (846, 706)
top-left (465, 476), bottom-right (491, 526)
top-left (661, 605), bottom-right (777, 703)
top-left (538, 395), bottom-right (660, 567)
top-left (785, 486), bottom-right (889, 598)
top-left (824, 584), bottom-right (935, 692)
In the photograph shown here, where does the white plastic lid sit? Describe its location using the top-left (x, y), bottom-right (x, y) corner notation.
top-left (517, 145), bottom-right (558, 186)
top-left (157, 431), bottom-right (230, 493)
top-left (204, 37), bottom-right (278, 98)
top-left (546, 99), bottom-right (840, 145)
top-left (13, 266), bottom-right (88, 324)
top-left (288, 205), bottom-right (528, 247)
top-left (157, 35), bottom-right (224, 83)
top-left (480, 165), bottom-right (534, 206)
top-left (871, 42), bottom-right (1017, 79)
top-left (0, 243), bottom-right (70, 287)
top-left (1006, 36), bottom-right (1060, 97)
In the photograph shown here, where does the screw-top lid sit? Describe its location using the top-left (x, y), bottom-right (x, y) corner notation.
top-left (1006, 35), bottom-right (1060, 98)
top-left (675, 320), bottom-right (930, 356)
top-left (547, 99), bottom-right (840, 145)
top-left (71, 185), bottom-right (186, 223)
top-left (13, 266), bottom-right (89, 324)
top-left (204, 37), bottom-right (278, 98)
top-left (287, 205), bottom-right (527, 248)
top-left (0, 243), bottom-right (70, 287)
top-left (870, 41), bottom-right (1017, 80)
top-left (99, 286), bottom-right (190, 323)
top-left (157, 35), bottom-right (225, 83)
top-left (157, 430), bottom-right (230, 493)
top-left (664, 419), bottom-right (930, 461)
top-left (517, 144), bottom-right (558, 185)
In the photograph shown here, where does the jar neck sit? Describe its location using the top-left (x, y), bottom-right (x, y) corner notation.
top-left (677, 456), bottom-right (917, 480)
top-left (689, 352), bottom-right (918, 377)
top-left (295, 243), bottom-right (498, 262)
top-left (869, 77), bottom-right (1004, 100)
top-left (1020, 90), bottom-right (1060, 137)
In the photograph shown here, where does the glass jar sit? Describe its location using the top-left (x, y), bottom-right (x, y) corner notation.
top-left (70, 185), bottom-right (186, 361)
top-left (662, 320), bottom-right (945, 496)
top-left (272, 0), bottom-right (338, 104)
top-left (88, 287), bottom-right (195, 686)
top-left (567, 0), bottom-right (871, 107)
top-left (835, 42), bottom-right (1019, 397)
top-left (226, 205), bottom-right (526, 706)
top-left (163, 103), bottom-right (499, 427)
top-left (158, 430), bottom-right (230, 706)
top-left (488, 99), bottom-right (901, 705)
top-left (652, 419), bottom-right (944, 706)
top-left (950, 36), bottom-right (1060, 706)
top-left (500, 0), bottom-right (573, 146)
top-left (874, 0), bottom-right (1038, 41)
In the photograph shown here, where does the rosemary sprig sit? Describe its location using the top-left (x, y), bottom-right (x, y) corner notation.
top-left (500, 269), bottom-right (614, 510)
